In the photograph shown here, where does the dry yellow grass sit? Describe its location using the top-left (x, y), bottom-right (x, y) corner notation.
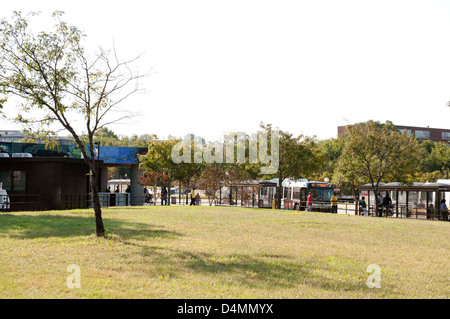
top-left (0, 206), bottom-right (448, 298)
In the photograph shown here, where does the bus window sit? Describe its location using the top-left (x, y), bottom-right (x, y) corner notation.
top-left (309, 187), bottom-right (333, 202)
top-left (286, 187), bottom-right (292, 200)
top-left (283, 187), bottom-right (288, 199)
top-left (293, 187), bottom-right (300, 200)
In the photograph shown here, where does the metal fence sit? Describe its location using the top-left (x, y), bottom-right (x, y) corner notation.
top-left (282, 200), bottom-right (449, 221)
top-left (366, 205), bottom-right (448, 221)
top-left (59, 193), bottom-right (130, 210)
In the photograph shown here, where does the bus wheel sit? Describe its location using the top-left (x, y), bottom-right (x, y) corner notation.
top-left (294, 203), bottom-right (299, 211)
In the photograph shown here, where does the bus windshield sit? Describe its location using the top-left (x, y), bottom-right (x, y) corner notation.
top-left (309, 187), bottom-right (334, 202)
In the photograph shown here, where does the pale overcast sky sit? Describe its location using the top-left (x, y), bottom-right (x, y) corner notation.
top-left (1, 0), bottom-right (450, 141)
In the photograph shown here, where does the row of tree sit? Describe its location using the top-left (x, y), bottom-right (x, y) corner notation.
top-left (138, 121), bottom-right (450, 211)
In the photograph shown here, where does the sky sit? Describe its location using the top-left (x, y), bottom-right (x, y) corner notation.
top-left (1, 0), bottom-right (450, 141)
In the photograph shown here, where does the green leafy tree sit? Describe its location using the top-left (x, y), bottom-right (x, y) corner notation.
top-left (317, 137), bottom-right (345, 182)
top-left (139, 170), bottom-right (171, 205)
top-left (420, 141), bottom-right (450, 176)
top-left (336, 121), bottom-right (422, 214)
top-left (197, 164), bottom-right (227, 206)
top-left (0, 12), bottom-right (144, 236)
top-left (260, 124), bottom-right (324, 209)
top-left (139, 137), bottom-right (180, 205)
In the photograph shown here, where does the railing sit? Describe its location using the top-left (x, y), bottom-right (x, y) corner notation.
top-left (0, 194), bottom-right (41, 212)
top-left (59, 193), bottom-right (130, 210)
top-left (367, 205), bottom-right (448, 221)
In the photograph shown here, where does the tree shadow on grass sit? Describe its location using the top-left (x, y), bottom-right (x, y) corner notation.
top-left (134, 245), bottom-right (372, 293)
top-left (0, 214), bottom-right (182, 240)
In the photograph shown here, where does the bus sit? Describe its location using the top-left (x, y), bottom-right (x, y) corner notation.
top-left (259, 178), bottom-right (335, 211)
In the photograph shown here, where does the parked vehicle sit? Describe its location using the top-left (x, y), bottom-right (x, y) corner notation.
top-left (12, 153), bottom-right (33, 158)
top-left (0, 188), bottom-right (11, 211)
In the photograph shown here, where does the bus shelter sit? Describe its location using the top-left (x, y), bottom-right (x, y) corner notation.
top-left (360, 182), bottom-right (450, 220)
top-left (258, 180), bottom-right (277, 208)
top-left (216, 180), bottom-right (260, 207)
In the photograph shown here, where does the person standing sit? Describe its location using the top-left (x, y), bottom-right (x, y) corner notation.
top-left (377, 192), bottom-right (383, 217)
top-left (195, 193), bottom-right (201, 206)
top-left (359, 196), bottom-right (368, 216)
top-left (190, 188), bottom-right (196, 206)
top-left (382, 192), bottom-right (392, 217)
top-left (306, 192), bottom-right (313, 212)
top-left (440, 199), bottom-right (448, 221)
top-left (331, 192), bottom-right (338, 214)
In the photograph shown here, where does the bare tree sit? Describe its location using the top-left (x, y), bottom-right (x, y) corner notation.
top-left (0, 11), bottom-right (145, 236)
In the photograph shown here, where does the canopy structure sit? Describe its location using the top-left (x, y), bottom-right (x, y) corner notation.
top-left (360, 182), bottom-right (450, 220)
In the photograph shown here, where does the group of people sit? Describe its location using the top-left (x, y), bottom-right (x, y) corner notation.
top-left (305, 191), bottom-right (339, 213)
top-left (356, 192), bottom-right (394, 217)
top-left (142, 186), bottom-right (202, 206)
top-left (357, 192), bottom-right (449, 220)
top-left (189, 188), bottom-right (201, 206)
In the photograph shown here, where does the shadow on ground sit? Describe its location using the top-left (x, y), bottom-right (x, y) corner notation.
top-left (0, 214), bottom-right (182, 240)
top-left (132, 244), bottom-right (373, 293)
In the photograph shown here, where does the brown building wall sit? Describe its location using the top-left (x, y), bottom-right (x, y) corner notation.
top-left (0, 158), bottom-right (98, 210)
top-left (338, 124), bottom-right (450, 143)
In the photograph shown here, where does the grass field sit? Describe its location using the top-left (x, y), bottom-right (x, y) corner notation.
top-left (0, 206), bottom-right (448, 298)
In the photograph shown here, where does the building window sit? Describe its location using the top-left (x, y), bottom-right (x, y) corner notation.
top-left (0, 171), bottom-right (26, 191)
top-left (415, 130), bottom-right (430, 139)
top-left (442, 132), bottom-right (450, 140)
top-left (0, 171), bottom-right (12, 190)
top-left (399, 129), bottom-right (412, 137)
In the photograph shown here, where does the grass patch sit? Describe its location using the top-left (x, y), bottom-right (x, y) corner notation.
top-left (0, 206), bottom-right (448, 298)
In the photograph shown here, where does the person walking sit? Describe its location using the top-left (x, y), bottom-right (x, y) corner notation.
top-left (359, 196), bottom-right (368, 216)
top-left (306, 192), bottom-right (313, 211)
top-left (440, 199), bottom-right (448, 221)
top-left (331, 192), bottom-right (338, 214)
top-left (144, 188), bottom-right (150, 204)
top-left (161, 186), bottom-right (167, 206)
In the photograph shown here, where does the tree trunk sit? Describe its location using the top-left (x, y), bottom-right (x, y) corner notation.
top-left (354, 189), bottom-right (359, 215)
top-left (168, 181), bottom-right (171, 206)
top-left (373, 186), bottom-right (379, 217)
top-left (89, 168), bottom-right (105, 237)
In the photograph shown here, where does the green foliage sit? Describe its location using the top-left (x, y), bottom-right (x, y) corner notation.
top-left (336, 121), bottom-right (422, 200)
top-left (420, 141), bottom-right (450, 173)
